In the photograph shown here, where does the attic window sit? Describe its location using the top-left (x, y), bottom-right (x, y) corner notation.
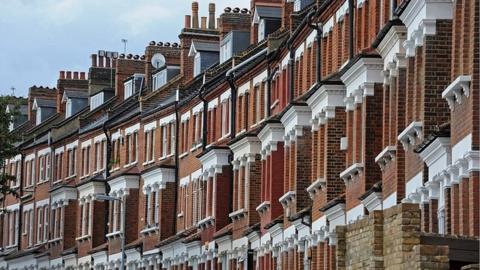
top-left (258, 19), bottom-right (266, 42)
top-left (194, 53), bottom-right (202, 77)
top-left (220, 40), bottom-right (232, 64)
top-left (90, 92), bottom-right (104, 111)
top-left (152, 70), bottom-right (167, 91)
top-left (124, 74), bottom-right (145, 99)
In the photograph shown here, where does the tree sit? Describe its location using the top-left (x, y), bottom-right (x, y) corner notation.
top-left (0, 95), bottom-right (21, 200)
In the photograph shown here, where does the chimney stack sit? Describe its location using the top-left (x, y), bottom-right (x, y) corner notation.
top-left (201, 16), bottom-right (207, 29)
top-left (208, 3), bottom-right (216, 29)
top-left (192, 1), bottom-right (199, 28)
top-left (91, 54), bottom-right (97, 67)
top-left (185, 15), bottom-right (191, 28)
top-left (98, 55), bottom-right (104, 67)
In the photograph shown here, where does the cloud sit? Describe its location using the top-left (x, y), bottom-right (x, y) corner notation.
top-left (0, 0), bottom-right (250, 97)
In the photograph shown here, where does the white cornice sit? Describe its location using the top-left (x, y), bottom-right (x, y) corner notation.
top-left (442, 75), bottom-right (471, 110)
top-left (142, 167), bottom-right (175, 193)
top-left (418, 137), bottom-right (451, 167)
top-left (258, 122), bottom-right (285, 159)
top-left (340, 57), bottom-right (383, 110)
top-left (306, 84), bottom-right (346, 129)
top-left (400, 0), bottom-right (453, 57)
top-left (199, 148), bottom-right (231, 177)
top-left (397, 121), bottom-right (423, 150)
top-left (280, 105), bottom-right (311, 145)
top-left (230, 136), bottom-right (261, 162)
top-left (340, 163), bottom-right (364, 184)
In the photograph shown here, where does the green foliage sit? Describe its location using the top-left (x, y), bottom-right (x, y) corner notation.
top-left (0, 95), bottom-right (21, 198)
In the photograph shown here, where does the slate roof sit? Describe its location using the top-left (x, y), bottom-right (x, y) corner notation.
top-left (191, 40), bottom-right (220, 53)
top-left (35, 98), bottom-right (56, 108)
top-left (64, 90), bottom-right (89, 99)
top-left (255, 6), bottom-right (282, 18)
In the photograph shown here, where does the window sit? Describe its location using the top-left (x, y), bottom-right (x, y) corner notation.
top-left (144, 130), bottom-right (155, 163)
top-left (111, 139), bottom-right (121, 169)
top-left (126, 132), bottom-right (138, 165)
top-left (15, 160), bottom-right (20, 186)
top-left (110, 200), bottom-right (120, 233)
top-left (220, 40), bottom-right (232, 63)
top-left (43, 206), bottom-right (49, 242)
top-left (4, 210), bottom-right (18, 247)
top-left (194, 53), bottom-right (201, 77)
top-left (152, 70), bottom-right (167, 91)
top-left (45, 155), bottom-right (51, 181)
top-left (221, 99), bottom-right (231, 137)
top-left (80, 201), bottom-right (91, 236)
top-left (145, 191), bottom-right (159, 227)
top-left (28, 210), bottom-right (33, 246)
top-left (55, 152), bottom-right (63, 181)
top-left (258, 19), bottom-right (266, 42)
top-left (90, 92), bottom-right (104, 111)
top-left (82, 146), bottom-right (91, 177)
top-left (161, 126), bottom-right (168, 157)
top-left (67, 148), bottom-right (76, 177)
top-left (37, 207), bottom-right (43, 243)
top-left (124, 80), bottom-right (134, 99)
top-left (192, 111), bottom-right (203, 147)
top-left (170, 123), bottom-right (176, 155)
top-left (39, 156), bottom-right (45, 182)
top-left (51, 207), bottom-right (63, 239)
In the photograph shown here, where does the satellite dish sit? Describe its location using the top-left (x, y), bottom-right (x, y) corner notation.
top-left (151, 53), bottom-right (166, 69)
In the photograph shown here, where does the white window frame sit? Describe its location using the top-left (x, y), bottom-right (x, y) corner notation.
top-left (194, 53), bottom-right (201, 77)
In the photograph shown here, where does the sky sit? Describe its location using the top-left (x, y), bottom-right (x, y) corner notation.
top-left (0, 0), bottom-right (250, 97)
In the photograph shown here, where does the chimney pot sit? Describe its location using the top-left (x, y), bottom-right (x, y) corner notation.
top-left (91, 54), bottom-right (98, 67)
top-left (66, 71), bottom-right (72, 79)
top-left (98, 55), bottom-right (105, 67)
top-left (149, 41), bottom-right (156, 45)
top-left (208, 3), bottom-right (216, 29)
top-left (165, 42), bottom-right (171, 47)
top-left (224, 7), bottom-right (231, 12)
top-left (134, 55), bottom-right (139, 60)
top-left (60, 71), bottom-right (65, 79)
top-left (105, 57), bottom-right (111, 67)
top-left (120, 53), bottom-right (125, 59)
top-left (192, 1), bottom-right (199, 28)
top-left (233, 7), bottom-right (240, 13)
top-left (157, 41), bottom-right (164, 46)
top-left (201, 16), bottom-right (207, 29)
top-left (184, 15), bottom-right (191, 29)
top-left (127, 54), bottom-right (133, 59)
top-left (141, 55), bottom-right (146, 60)
top-left (241, 8), bottom-right (248, 14)
top-left (73, 71), bottom-right (79, 79)
top-left (80, 72), bottom-right (86, 80)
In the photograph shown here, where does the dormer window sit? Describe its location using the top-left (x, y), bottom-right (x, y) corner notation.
top-left (124, 74), bottom-right (145, 99)
top-left (32, 98), bottom-right (56, 125)
top-left (253, 6), bottom-right (282, 42)
top-left (89, 89), bottom-right (114, 111)
top-left (62, 90), bottom-right (88, 118)
top-left (220, 31), bottom-right (250, 64)
top-left (189, 41), bottom-right (219, 77)
top-left (294, 0), bottom-right (314, 12)
top-left (152, 66), bottom-right (180, 91)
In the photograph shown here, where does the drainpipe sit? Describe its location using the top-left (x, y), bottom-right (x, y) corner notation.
top-left (288, 49), bottom-right (295, 102)
top-left (173, 89), bottom-right (181, 233)
top-left (16, 153), bottom-right (25, 250)
top-left (265, 64), bottom-right (277, 118)
top-left (198, 74), bottom-right (208, 150)
top-left (308, 16), bottom-right (323, 84)
top-left (348, 0), bottom-right (355, 59)
top-left (226, 48), bottom-right (268, 139)
top-left (102, 112), bottom-right (112, 242)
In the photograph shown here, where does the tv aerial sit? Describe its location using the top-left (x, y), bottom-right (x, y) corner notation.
top-left (151, 53), bottom-right (166, 69)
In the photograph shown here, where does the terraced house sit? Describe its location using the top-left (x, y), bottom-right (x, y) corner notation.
top-left (1, 0), bottom-right (479, 269)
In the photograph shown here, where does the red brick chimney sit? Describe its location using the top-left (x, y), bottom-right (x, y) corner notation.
top-left (56, 70), bottom-right (88, 114)
top-left (179, 1), bottom-right (220, 83)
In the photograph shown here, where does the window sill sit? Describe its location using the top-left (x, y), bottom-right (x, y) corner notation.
top-left (48, 237), bottom-right (62, 244)
top-left (140, 226), bottom-right (159, 235)
top-left (5, 244), bottom-right (17, 250)
top-left (179, 152), bottom-right (188, 159)
top-left (177, 212), bottom-right (184, 218)
top-left (106, 231), bottom-right (122, 239)
top-left (124, 162), bottom-right (138, 168)
top-left (65, 175), bottom-right (76, 181)
top-left (142, 160), bottom-right (155, 166)
top-left (75, 235), bottom-right (91, 242)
